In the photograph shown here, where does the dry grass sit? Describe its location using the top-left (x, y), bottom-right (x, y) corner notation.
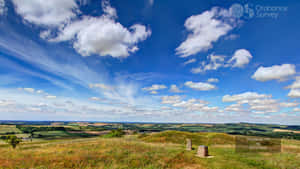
top-left (0, 136), bottom-right (202, 169)
top-left (0, 133), bottom-right (300, 169)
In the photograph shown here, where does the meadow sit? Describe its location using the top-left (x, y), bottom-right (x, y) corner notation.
top-left (0, 131), bottom-right (300, 169)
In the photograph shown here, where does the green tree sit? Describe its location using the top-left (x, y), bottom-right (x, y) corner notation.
top-left (111, 129), bottom-right (125, 137)
top-left (103, 129), bottom-right (125, 138)
top-left (28, 129), bottom-right (35, 141)
top-left (4, 135), bottom-right (22, 149)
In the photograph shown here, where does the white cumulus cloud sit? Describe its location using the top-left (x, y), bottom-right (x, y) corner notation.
top-left (50, 1), bottom-right (151, 58)
top-left (286, 77), bottom-right (300, 98)
top-left (207, 78), bottom-right (219, 83)
top-left (280, 102), bottom-right (299, 107)
top-left (11, 0), bottom-right (151, 59)
top-left (288, 89), bottom-right (300, 98)
top-left (191, 54), bottom-right (225, 73)
top-left (89, 83), bottom-right (112, 90)
top-left (191, 49), bottom-right (252, 74)
top-left (161, 95), bottom-right (181, 104)
top-left (36, 90), bottom-right (44, 94)
top-left (222, 92), bottom-right (298, 114)
top-left (222, 92), bottom-right (271, 102)
top-left (143, 84), bottom-right (167, 94)
top-left (169, 85), bottom-right (182, 93)
top-left (227, 49), bottom-right (253, 68)
top-left (143, 84), bottom-right (167, 91)
top-left (89, 97), bottom-right (101, 101)
top-left (176, 7), bottom-right (237, 57)
top-left (184, 81), bottom-right (216, 91)
top-left (285, 76), bottom-right (300, 89)
top-left (252, 64), bottom-right (296, 82)
top-left (101, 0), bottom-right (117, 19)
top-left (12, 0), bottom-right (79, 26)
top-left (293, 107), bottom-right (300, 112)
top-left (20, 87), bottom-right (35, 93)
top-left (0, 100), bottom-right (15, 106)
top-left (161, 96), bottom-right (219, 113)
top-left (45, 95), bottom-right (56, 99)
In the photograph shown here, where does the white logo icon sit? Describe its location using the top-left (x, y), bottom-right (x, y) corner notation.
top-left (230, 3), bottom-right (255, 19)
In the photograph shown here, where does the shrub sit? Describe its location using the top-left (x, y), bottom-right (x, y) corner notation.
top-left (3, 135), bottom-right (22, 149)
top-left (138, 133), bottom-right (148, 138)
top-left (102, 129), bottom-right (125, 138)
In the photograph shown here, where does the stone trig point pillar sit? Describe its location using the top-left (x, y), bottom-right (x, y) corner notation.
top-left (186, 138), bottom-right (192, 151)
top-left (196, 145), bottom-right (208, 157)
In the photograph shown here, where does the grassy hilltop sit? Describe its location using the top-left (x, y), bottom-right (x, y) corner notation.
top-left (0, 131), bottom-right (300, 169)
top-left (140, 130), bottom-right (235, 145)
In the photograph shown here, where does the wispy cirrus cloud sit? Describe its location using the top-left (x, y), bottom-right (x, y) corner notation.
top-left (148, 0), bottom-right (154, 6)
top-left (0, 32), bottom-right (106, 89)
top-left (0, 0), bottom-right (6, 15)
top-left (182, 58), bottom-right (196, 66)
top-left (169, 84), bottom-right (183, 93)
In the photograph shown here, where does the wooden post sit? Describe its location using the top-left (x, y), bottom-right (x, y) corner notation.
top-left (186, 138), bottom-right (192, 150)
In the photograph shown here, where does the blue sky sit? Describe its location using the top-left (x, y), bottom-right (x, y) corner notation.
top-left (0, 0), bottom-right (300, 124)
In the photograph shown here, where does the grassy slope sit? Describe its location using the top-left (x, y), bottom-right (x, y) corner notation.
top-left (141, 131), bottom-right (300, 169)
top-left (0, 137), bottom-right (199, 169)
top-left (0, 131), bottom-right (299, 169)
top-left (140, 130), bottom-right (235, 145)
